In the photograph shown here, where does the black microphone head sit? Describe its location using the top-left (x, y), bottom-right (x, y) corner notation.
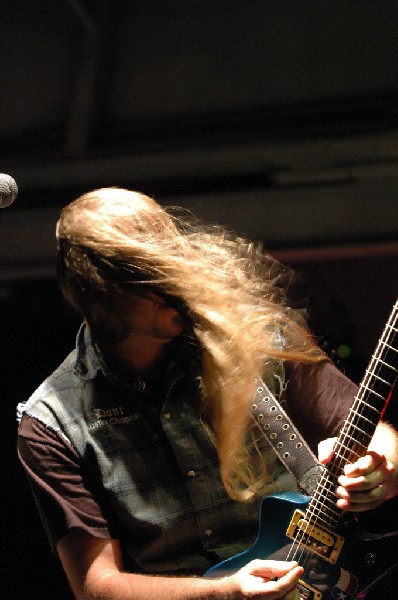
top-left (0, 174), bottom-right (18, 208)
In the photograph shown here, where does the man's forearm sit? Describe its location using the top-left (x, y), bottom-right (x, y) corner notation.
top-left (83, 570), bottom-right (230, 600)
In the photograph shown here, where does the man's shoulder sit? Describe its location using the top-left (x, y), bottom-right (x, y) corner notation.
top-left (17, 348), bottom-right (90, 424)
top-left (34, 348), bottom-right (81, 394)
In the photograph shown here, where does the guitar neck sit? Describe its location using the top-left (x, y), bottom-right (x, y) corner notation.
top-left (333, 300), bottom-right (398, 470)
top-left (308, 300), bottom-right (398, 527)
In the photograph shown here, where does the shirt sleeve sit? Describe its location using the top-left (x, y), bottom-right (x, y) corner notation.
top-left (17, 414), bottom-right (112, 553)
top-left (284, 359), bottom-right (358, 454)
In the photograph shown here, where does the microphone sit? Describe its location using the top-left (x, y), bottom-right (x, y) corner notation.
top-left (0, 174), bottom-right (18, 208)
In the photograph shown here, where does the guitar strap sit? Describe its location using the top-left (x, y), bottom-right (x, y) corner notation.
top-left (251, 379), bottom-right (324, 496)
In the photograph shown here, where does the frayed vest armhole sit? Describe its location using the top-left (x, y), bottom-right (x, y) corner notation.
top-left (18, 410), bottom-right (73, 447)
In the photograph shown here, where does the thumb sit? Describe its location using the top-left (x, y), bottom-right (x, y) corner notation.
top-left (318, 437), bottom-right (337, 464)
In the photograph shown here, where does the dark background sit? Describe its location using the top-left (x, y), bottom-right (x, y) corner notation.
top-left (1, 1), bottom-right (398, 598)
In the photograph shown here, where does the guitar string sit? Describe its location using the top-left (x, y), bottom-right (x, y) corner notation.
top-left (274, 367), bottom-right (377, 568)
top-left (290, 338), bottom-right (396, 561)
top-left (284, 419), bottom-right (393, 581)
top-left (246, 302), bottom-right (398, 591)
top-left (253, 376), bottom-right (379, 575)
top-left (278, 303), bottom-right (398, 584)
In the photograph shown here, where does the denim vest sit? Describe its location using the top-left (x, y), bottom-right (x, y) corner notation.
top-left (18, 326), bottom-right (296, 574)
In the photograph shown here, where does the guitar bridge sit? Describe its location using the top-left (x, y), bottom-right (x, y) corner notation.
top-left (286, 510), bottom-right (345, 564)
top-left (297, 579), bottom-right (322, 599)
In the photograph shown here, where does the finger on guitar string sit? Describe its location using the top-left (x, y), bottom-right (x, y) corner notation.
top-left (342, 450), bottom-right (391, 479)
top-left (334, 449), bottom-right (396, 511)
top-left (336, 483), bottom-right (388, 511)
top-left (228, 559), bottom-right (303, 598)
top-left (342, 456), bottom-right (394, 489)
top-left (240, 559), bottom-right (301, 577)
top-left (317, 437), bottom-right (337, 464)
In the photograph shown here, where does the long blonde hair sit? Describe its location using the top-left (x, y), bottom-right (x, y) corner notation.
top-left (57, 187), bottom-right (326, 500)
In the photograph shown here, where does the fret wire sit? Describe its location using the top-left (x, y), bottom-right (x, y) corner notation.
top-left (341, 417), bottom-right (378, 435)
top-left (312, 480), bottom-right (339, 499)
top-left (375, 336), bottom-right (395, 350)
top-left (350, 395), bottom-right (384, 413)
top-left (293, 302), bottom-right (397, 560)
top-left (307, 503), bottom-right (341, 523)
top-left (305, 511), bottom-right (340, 530)
top-left (334, 439), bottom-right (365, 461)
top-left (313, 476), bottom-right (342, 506)
top-left (368, 352), bottom-right (398, 372)
top-left (310, 504), bottom-right (338, 522)
top-left (379, 329), bottom-right (398, 343)
top-left (334, 448), bottom-right (366, 467)
top-left (312, 472), bottom-right (335, 491)
top-left (336, 429), bottom-right (365, 444)
top-left (309, 501), bottom-right (339, 518)
top-left (373, 338), bottom-right (398, 356)
top-left (373, 335), bottom-right (397, 349)
top-left (308, 495), bottom-right (336, 511)
top-left (310, 493), bottom-right (338, 513)
top-left (312, 484), bottom-right (335, 502)
top-left (346, 408), bottom-right (376, 427)
top-left (301, 461), bottom-right (345, 533)
top-left (360, 373), bottom-right (390, 392)
top-left (359, 383), bottom-right (386, 400)
top-left (340, 422), bottom-right (373, 440)
top-left (307, 501), bottom-right (341, 528)
top-left (374, 371), bottom-right (397, 387)
top-left (353, 400), bottom-right (388, 418)
top-left (372, 357), bottom-right (398, 373)
top-left (364, 369), bottom-right (394, 387)
top-left (335, 433), bottom-right (368, 451)
top-left (310, 498), bottom-right (338, 515)
top-left (379, 340), bottom-right (398, 353)
top-left (349, 406), bottom-right (380, 422)
top-left (375, 353), bottom-right (398, 371)
top-left (307, 479), bottom-right (344, 528)
top-left (381, 315), bottom-right (398, 331)
top-left (341, 424), bottom-right (376, 439)
top-left (366, 347), bottom-right (396, 363)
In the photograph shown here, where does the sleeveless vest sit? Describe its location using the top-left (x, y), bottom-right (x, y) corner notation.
top-left (18, 326), bottom-right (296, 574)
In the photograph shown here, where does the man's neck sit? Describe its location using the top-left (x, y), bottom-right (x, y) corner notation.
top-left (100, 337), bottom-right (172, 376)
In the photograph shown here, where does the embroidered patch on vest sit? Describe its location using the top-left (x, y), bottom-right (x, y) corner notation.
top-left (87, 406), bottom-right (141, 430)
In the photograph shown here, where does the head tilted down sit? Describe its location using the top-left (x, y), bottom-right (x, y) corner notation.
top-left (56, 187), bottom-right (325, 500)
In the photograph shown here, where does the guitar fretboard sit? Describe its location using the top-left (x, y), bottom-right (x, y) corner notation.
top-left (306, 300), bottom-right (398, 531)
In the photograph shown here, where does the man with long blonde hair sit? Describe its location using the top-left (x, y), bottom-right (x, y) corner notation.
top-left (18, 188), bottom-right (398, 599)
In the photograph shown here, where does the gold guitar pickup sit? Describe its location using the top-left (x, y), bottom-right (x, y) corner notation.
top-left (286, 510), bottom-right (345, 564)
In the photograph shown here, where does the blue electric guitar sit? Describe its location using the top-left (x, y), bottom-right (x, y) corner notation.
top-left (206, 300), bottom-right (398, 599)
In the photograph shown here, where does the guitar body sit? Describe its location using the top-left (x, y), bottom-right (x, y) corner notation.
top-left (205, 492), bottom-right (398, 599)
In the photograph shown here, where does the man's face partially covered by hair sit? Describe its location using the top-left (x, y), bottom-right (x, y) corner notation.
top-left (122, 289), bottom-right (186, 342)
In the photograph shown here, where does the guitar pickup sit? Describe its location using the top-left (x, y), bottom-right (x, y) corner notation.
top-left (286, 510), bottom-right (345, 564)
